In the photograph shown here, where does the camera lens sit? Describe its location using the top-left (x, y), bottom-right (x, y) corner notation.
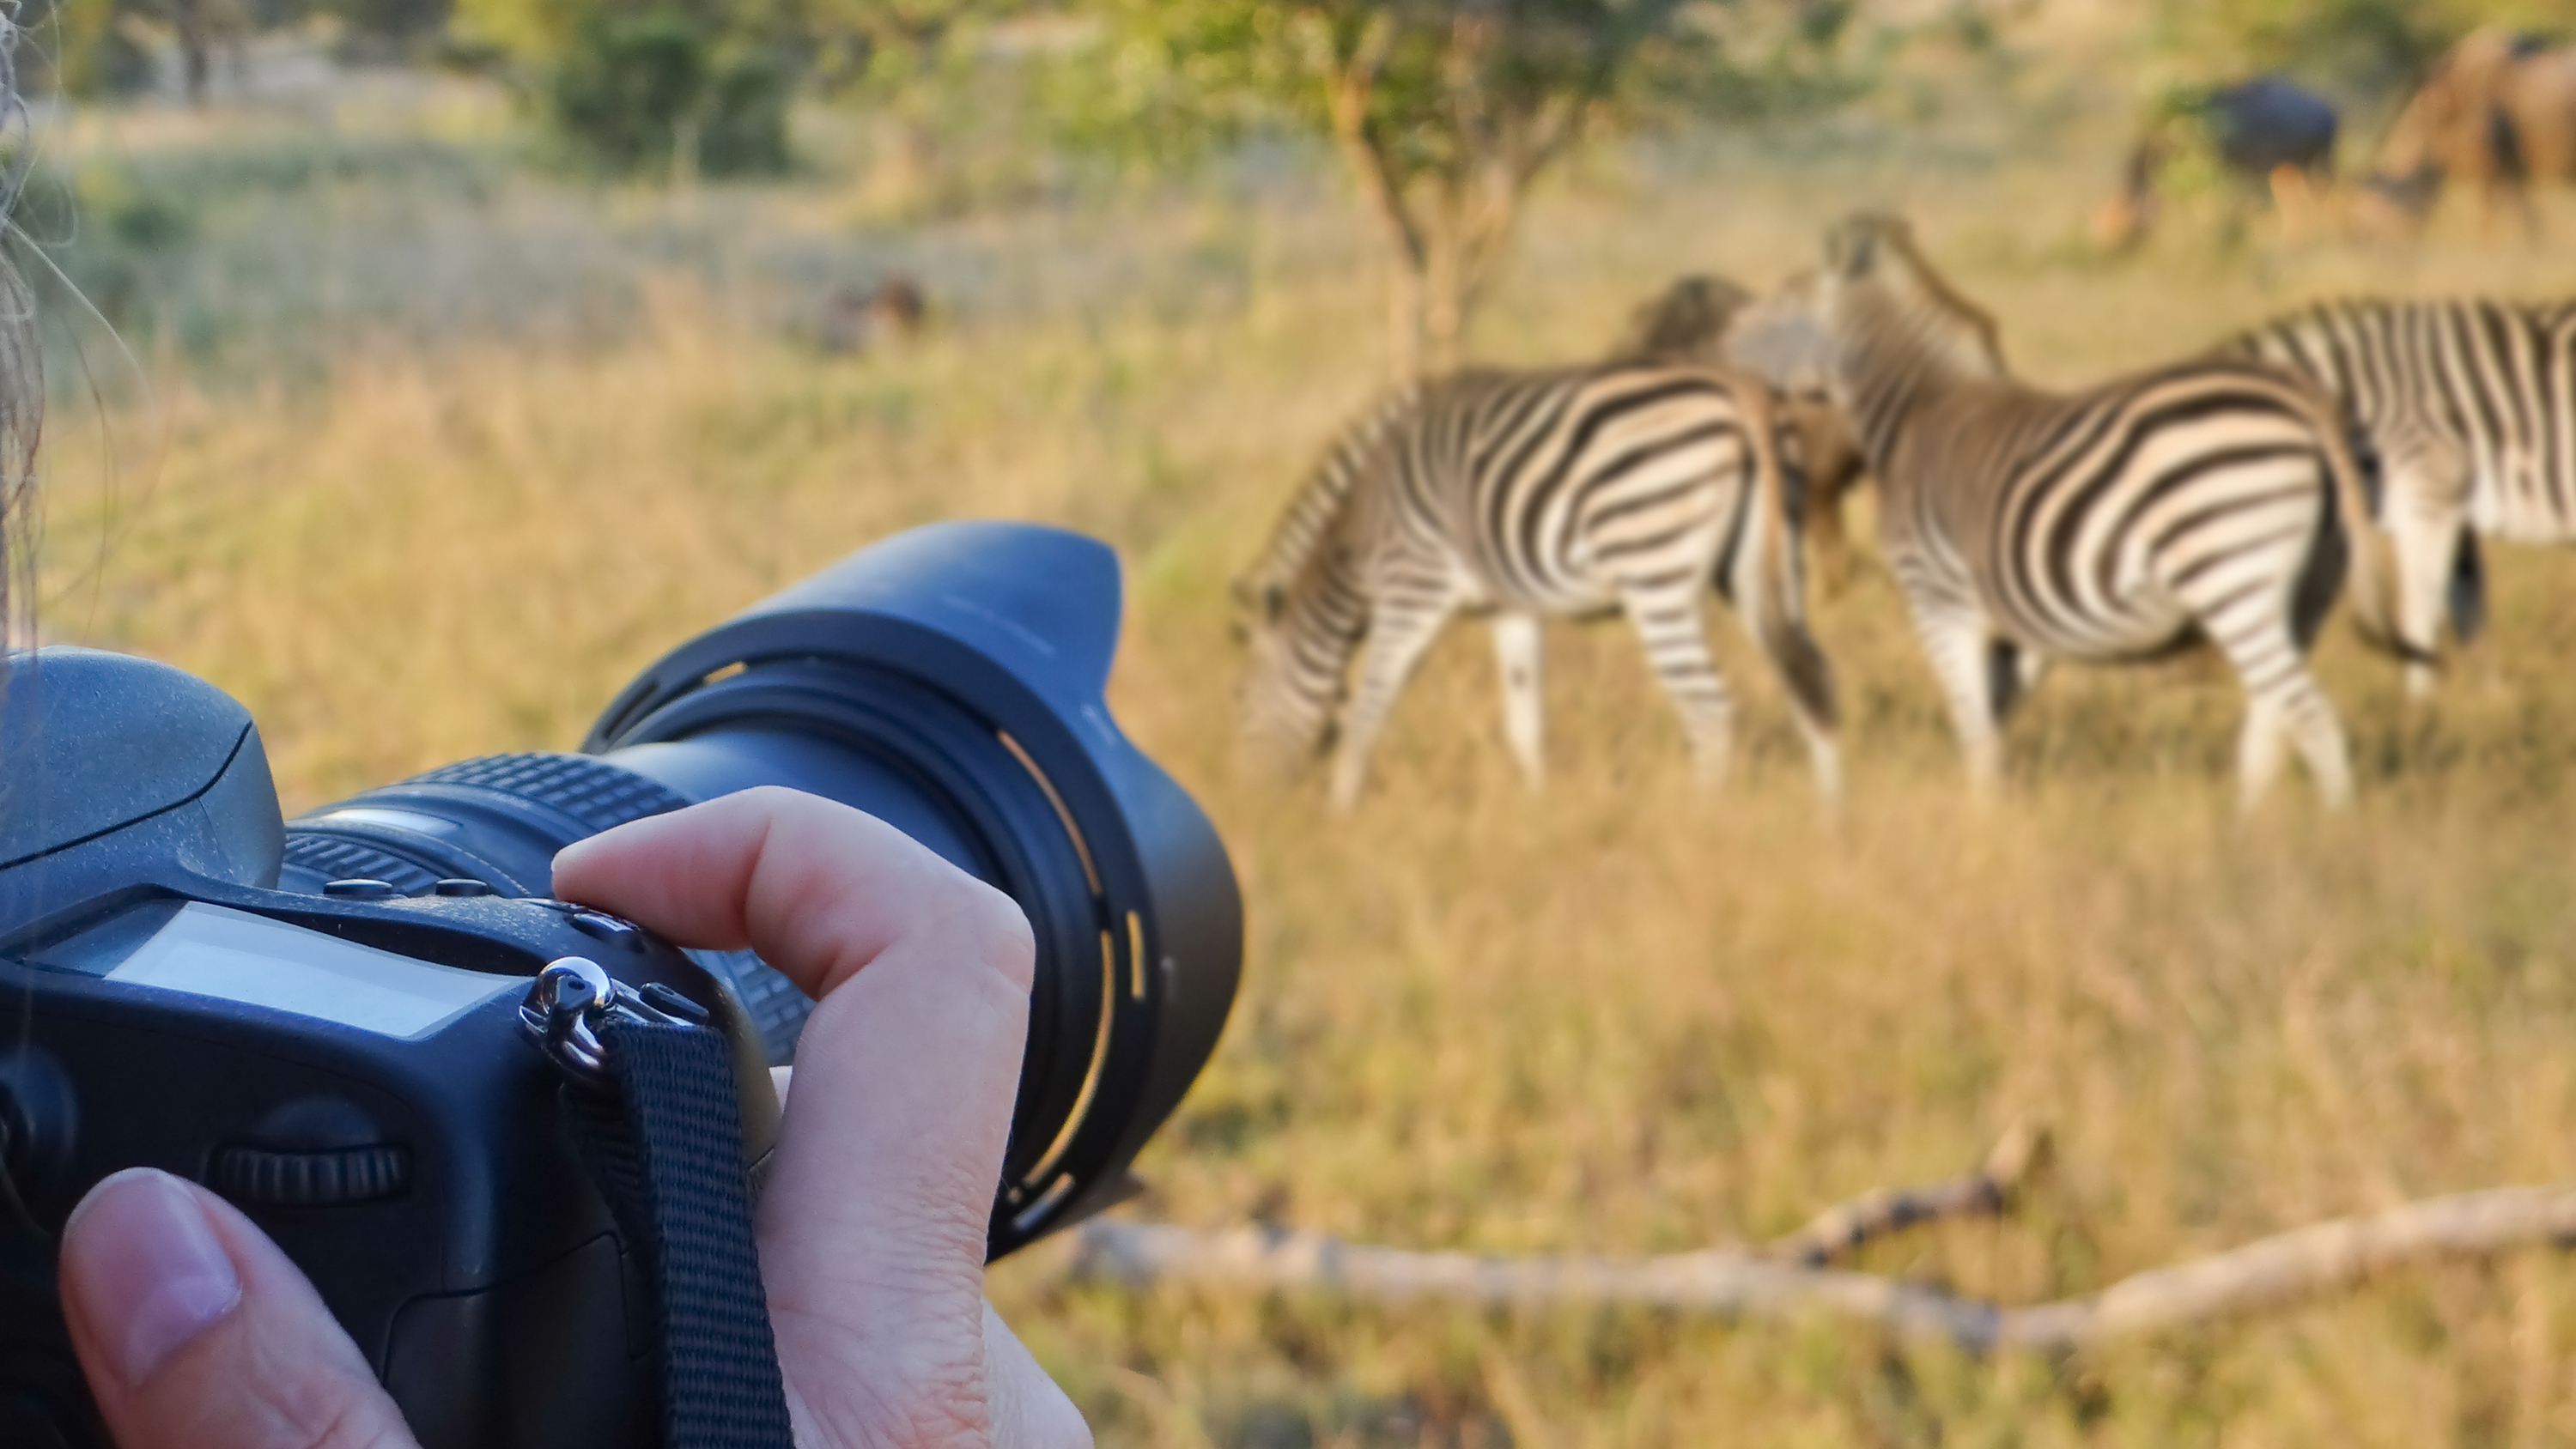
top-left (279, 523), bottom-right (1241, 1257)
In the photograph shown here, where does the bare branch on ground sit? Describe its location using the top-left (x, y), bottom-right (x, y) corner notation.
top-left (1765, 1120), bottom-right (2052, 1266)
top-left (1066, 1183), bottom-right (2576, 1353)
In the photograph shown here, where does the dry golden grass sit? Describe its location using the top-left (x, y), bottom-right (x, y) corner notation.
top-left (34, 106), bottom-right (2576, 1446)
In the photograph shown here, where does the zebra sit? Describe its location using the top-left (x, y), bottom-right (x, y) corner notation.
top-left (1793, 212), bottom-right (2406, 809)
top-left (1235, 361), bottom-right (1842, 812)
top-left (2221, 296), bottom-right (2576, 699)
top-left (1617, 272), bottom-right (1873, 592)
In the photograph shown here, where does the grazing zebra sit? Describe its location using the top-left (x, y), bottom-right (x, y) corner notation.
top-left (1801, 212), bottom-right (2406, 809)
top-left (2221, 296), bottom-right (2576, 697)
top-left (1236, 362), bottom-right (1841, 811)
top-left (1618, 272), bottom-right (1873, 591)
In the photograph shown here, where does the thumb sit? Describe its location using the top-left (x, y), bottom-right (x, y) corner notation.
top-left (59, 1168), bottom-right (417, 1449)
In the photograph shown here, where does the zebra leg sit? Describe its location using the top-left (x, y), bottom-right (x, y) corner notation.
top-left (1909, 600), bottom-right (2007, 798)
top-left (2383, 448), bottom-right (2471, 700)
top-left (2184, 579), bottom-right (2355, 811)
top-left (1722, 585), bottom-right (1842, 806)
top-left (1327, 592), bottom-right (1461, 813)
top-left (2231, 667), bottom-right (2353, 811)
top-left (1616, 579), bottom-right (1735, 788)
top-left (1491, 612), bottom-right (1546, 789)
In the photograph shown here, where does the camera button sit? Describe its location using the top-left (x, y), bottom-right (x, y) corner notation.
top-left (568, 911), bottom-right (645, 951)
top-left (432, 878), bottom-right (495, 897)
top-left (323, 878), bottom-right (402, 900)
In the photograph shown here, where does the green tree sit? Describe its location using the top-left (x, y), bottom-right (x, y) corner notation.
top-left (2147, 0), bottom-right (2576, 110)
top-left (458, 0), bottom-right (795, 176)
top-left (1060, 0), bottom-right (1851, 375)
top-left (798, 0), bottom-right (1026, 214)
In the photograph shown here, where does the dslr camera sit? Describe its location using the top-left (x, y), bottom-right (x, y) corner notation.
top-left (0, 521), bottom-right (1242, 1448)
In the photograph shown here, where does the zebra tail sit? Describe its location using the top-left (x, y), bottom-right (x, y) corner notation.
top-left (2317, 406), bottom-right (2423, 664)
top-left (1741, 379), bottom-right (1841, 730)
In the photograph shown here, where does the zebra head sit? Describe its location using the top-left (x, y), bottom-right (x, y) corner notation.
top-left (1230, 540), bottom-right (1360, 779)
top-left (1814, 214), bottom-right (2006, 452)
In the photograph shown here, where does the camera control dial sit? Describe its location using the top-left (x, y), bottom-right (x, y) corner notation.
top-left (209, 1096), bottom-right (410, 1209)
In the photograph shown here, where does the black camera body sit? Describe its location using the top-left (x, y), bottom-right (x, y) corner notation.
top-left (0, 522), bottom-right (1242, 1449)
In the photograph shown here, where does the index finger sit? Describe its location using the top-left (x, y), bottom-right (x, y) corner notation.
top-left (553, 785), bottom-right (1036, 1446)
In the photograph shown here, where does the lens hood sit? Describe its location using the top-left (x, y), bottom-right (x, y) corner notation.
top-left (582, 521), bottom-right (1240, 1251)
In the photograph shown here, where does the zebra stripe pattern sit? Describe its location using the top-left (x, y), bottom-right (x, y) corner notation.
top-left (1811, 212), bottom-right (2403, 809)
top-left (1236, 361), bottom-right (1841, 811)
top-left (2224, 297), bottom-right (2576, 696)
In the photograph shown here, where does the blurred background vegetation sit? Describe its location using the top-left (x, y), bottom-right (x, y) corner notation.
top-left (24, 0), bottom-right (2576, 1444)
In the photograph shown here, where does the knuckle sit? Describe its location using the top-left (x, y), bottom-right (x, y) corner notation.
top-left (932, 871), bottom-right (1036, 990)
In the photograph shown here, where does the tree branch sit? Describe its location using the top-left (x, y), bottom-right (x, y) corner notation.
top-left (1305, 11), bottom-right (1421, 269)
top-left (1065, 1183), bottom-right (2576, 1354)
top-left (1765, 1121), bottom-right (2050, 1267)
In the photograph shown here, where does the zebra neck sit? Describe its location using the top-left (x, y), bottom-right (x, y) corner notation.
top-left (1840, 356), bottom-right (1957, 482)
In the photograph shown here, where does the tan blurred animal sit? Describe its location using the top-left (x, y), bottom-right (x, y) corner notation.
top-left (1613, 275), bottom-right (1871, 594)
top-left (2366, 27), bottom-right (2576, 236)
top-left (817, 276), bottom-right (929, 355)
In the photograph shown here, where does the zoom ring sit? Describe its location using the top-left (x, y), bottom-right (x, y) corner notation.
top-left (399, 753), bottom-right (693, 835)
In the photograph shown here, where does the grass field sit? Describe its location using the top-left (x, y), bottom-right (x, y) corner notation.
top-left (32, 60), bottom-right (2576, 1447)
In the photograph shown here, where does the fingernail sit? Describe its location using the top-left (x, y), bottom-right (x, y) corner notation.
top-left (551, 835), bottom-right (600, 876)
top-left (63, 1169), bottom-right (243, 1386)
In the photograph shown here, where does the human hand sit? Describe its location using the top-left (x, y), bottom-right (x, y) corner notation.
top-left (58, 785), bottom-right (1091, 1449)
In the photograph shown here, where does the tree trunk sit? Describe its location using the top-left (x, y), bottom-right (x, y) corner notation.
top-left (1418, 238), bottom-right (1460, 376)
top-left (1384, 254), bottom-right (1426, 382)
top-left (1315, 21), bottom-right (1438, 382)
top-left (179, 5), bottom-right (211, 106)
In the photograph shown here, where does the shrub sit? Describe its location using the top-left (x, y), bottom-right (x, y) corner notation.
top-left (541, 8), bottom-right (791, 177)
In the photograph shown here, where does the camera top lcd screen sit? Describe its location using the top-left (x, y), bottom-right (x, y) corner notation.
top-left (88, 902), bottom-right (518, 1040)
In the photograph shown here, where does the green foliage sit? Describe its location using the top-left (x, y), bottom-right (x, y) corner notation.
top-left (797, 0), bottom-right (1014, 97)
top-left (1044, 0), bottom-right (1858, 367)
top-left (458, 0), bottom-right (798, 175)
top-left (1053, 0), bottom-right (1855, 169)
top-left (321, 0), bottom-right (460, 57)
top-left (33, 0), bottom-right (161, 99)
top-left (2146, 0), bottom-right (2576, 106)
top-left (542, 9), bottom-right (791, 176)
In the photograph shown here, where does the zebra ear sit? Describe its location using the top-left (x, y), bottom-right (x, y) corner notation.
top-left (1227, 578), bottom-right (1288, 630)
top-left (1826, 219), bottom-right (1879, 280)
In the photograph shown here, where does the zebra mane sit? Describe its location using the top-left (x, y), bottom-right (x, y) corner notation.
top-left (1612, 275), bottom-right (1755, 365)
top-left (1237, 383), bottom-right (1423, 606)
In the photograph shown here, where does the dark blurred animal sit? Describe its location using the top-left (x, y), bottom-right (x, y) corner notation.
top-left (2366, 27), bottom-right (2576, 236)
top-left (2093, 76), bottom-right (2340, 249)
top-left (1614, 275), bottom-right (1871, 593)
top-left (817, 276), bottom-right (929, 355)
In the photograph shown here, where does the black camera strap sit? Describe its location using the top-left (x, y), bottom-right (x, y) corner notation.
top-left (526, 962), bottom-right (798, 1449)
